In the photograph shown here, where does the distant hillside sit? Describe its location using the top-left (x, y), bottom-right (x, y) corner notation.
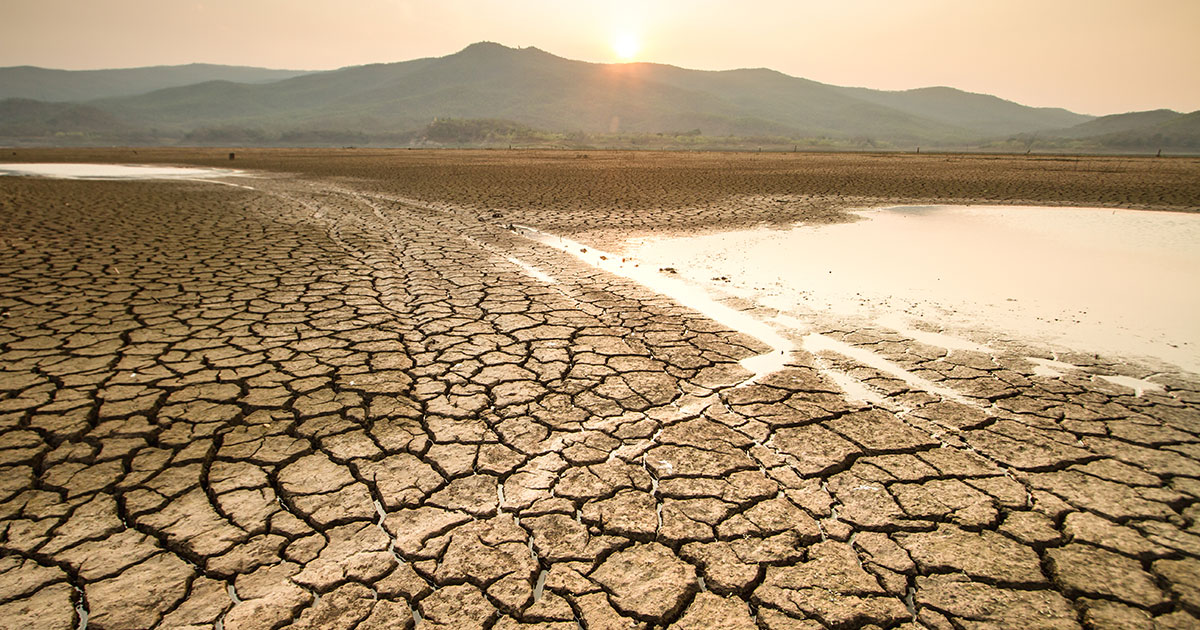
top-left (19, 42), bottom-right (1200, 151)
top-left (836, 86), bottom-right (1091, 136)
top-left (1001, 109), bottom-right (1200, 152)
top-left (0, 98), bottom-right (145, 143)
top-left (1158, 111), bottom-right (1200, 136)
top-left (54, 42), bottom-right (1092, 147)
top-left (1053, 109), bottom-right (1183, 138)
top-left (612, 64), bottom-right (971, 142)
top-left (1091, 110), bottom-right (1200, 149)
top-left (0, 64), bottom-right (313, 102)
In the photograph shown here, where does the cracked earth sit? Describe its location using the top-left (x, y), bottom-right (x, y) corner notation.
top-left (2, 151), bottom-right (1200, 630)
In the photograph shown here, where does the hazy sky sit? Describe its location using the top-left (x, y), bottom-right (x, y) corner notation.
top-left (3, 0), bottom-right (1198, 115)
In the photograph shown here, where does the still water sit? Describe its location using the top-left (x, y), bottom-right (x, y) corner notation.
top-left (0, 163), bottom-right (240, 179)
top-left (629, 205), bottom-right (1200, 373)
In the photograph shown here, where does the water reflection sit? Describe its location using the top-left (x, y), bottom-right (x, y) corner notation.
top-left (628, 205), bottom-right (1200, 373)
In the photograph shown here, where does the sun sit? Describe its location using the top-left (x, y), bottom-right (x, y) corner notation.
top-left (612, 32), bottom-right (640, 61)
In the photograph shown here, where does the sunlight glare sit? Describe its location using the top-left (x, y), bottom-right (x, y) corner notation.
top-left (612, 32), bottom-right (640, 61)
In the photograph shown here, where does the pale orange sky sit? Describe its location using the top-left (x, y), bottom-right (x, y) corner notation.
top-left (2, 0), bottom-right (1198, 115)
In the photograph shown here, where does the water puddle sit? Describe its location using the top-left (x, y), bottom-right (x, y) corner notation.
top-left (533, 569), bottom-right (549, 601)
top-left (1026, 357), bottom-right (1078, 378)
top-left (0, 162), bottom-right (244, 181)
top-left (73, 584), bottom-right (88, 630)
top-left (1096, 374), bottom-right (1165, 397)
top-left (627, 205), bottom-right (1200, 374)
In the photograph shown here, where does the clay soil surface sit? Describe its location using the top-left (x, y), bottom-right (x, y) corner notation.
top-left (2, 148), bottom-right (1199, 630)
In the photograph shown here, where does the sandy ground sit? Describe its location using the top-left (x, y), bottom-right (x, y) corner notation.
top-left (1, 149), bottom-right (1199, 629)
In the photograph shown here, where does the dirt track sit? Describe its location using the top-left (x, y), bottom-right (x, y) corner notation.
top-left (1, 151), bottom-right (1199, 629)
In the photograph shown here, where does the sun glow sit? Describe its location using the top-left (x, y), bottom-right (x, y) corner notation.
top-left (612, 32), bottom-right (640, 61)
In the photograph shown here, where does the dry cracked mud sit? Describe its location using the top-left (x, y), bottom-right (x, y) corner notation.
top-left (2, 150), bottom-right (1199, 630)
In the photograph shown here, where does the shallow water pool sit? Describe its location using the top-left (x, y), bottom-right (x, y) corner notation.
top-left (0, 163), bottom-right (241, 180)
top-left (628, 205), bottom-right (1200, 373)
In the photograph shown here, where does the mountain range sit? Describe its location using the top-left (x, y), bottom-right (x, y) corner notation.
top-left (1, 42), bottom-right (1196, 151)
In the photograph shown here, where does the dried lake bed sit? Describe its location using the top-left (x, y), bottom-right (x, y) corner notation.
top-left (1, 150), bottom-right (1199, 630)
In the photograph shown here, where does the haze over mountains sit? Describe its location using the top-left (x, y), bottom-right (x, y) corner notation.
top-left (2, 42), bottom-right (1196, 151)
top-left (0, 64), bottom-right (313, 103)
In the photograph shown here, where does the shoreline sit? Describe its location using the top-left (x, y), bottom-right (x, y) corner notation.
top-left (622, 204), bottom-right (1200, 376)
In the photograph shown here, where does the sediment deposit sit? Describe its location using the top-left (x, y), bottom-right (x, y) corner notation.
top-left (1, 149), bottom-right (1198, 629)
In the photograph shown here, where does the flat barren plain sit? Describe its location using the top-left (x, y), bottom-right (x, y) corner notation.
top-left (2, 148), bottom-right (1200, 630)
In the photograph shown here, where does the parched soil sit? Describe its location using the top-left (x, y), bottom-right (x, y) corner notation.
top-left (11, 147), bottom-right (1200, 242)
top-left (1, 149), bottom-right (1199, 630)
